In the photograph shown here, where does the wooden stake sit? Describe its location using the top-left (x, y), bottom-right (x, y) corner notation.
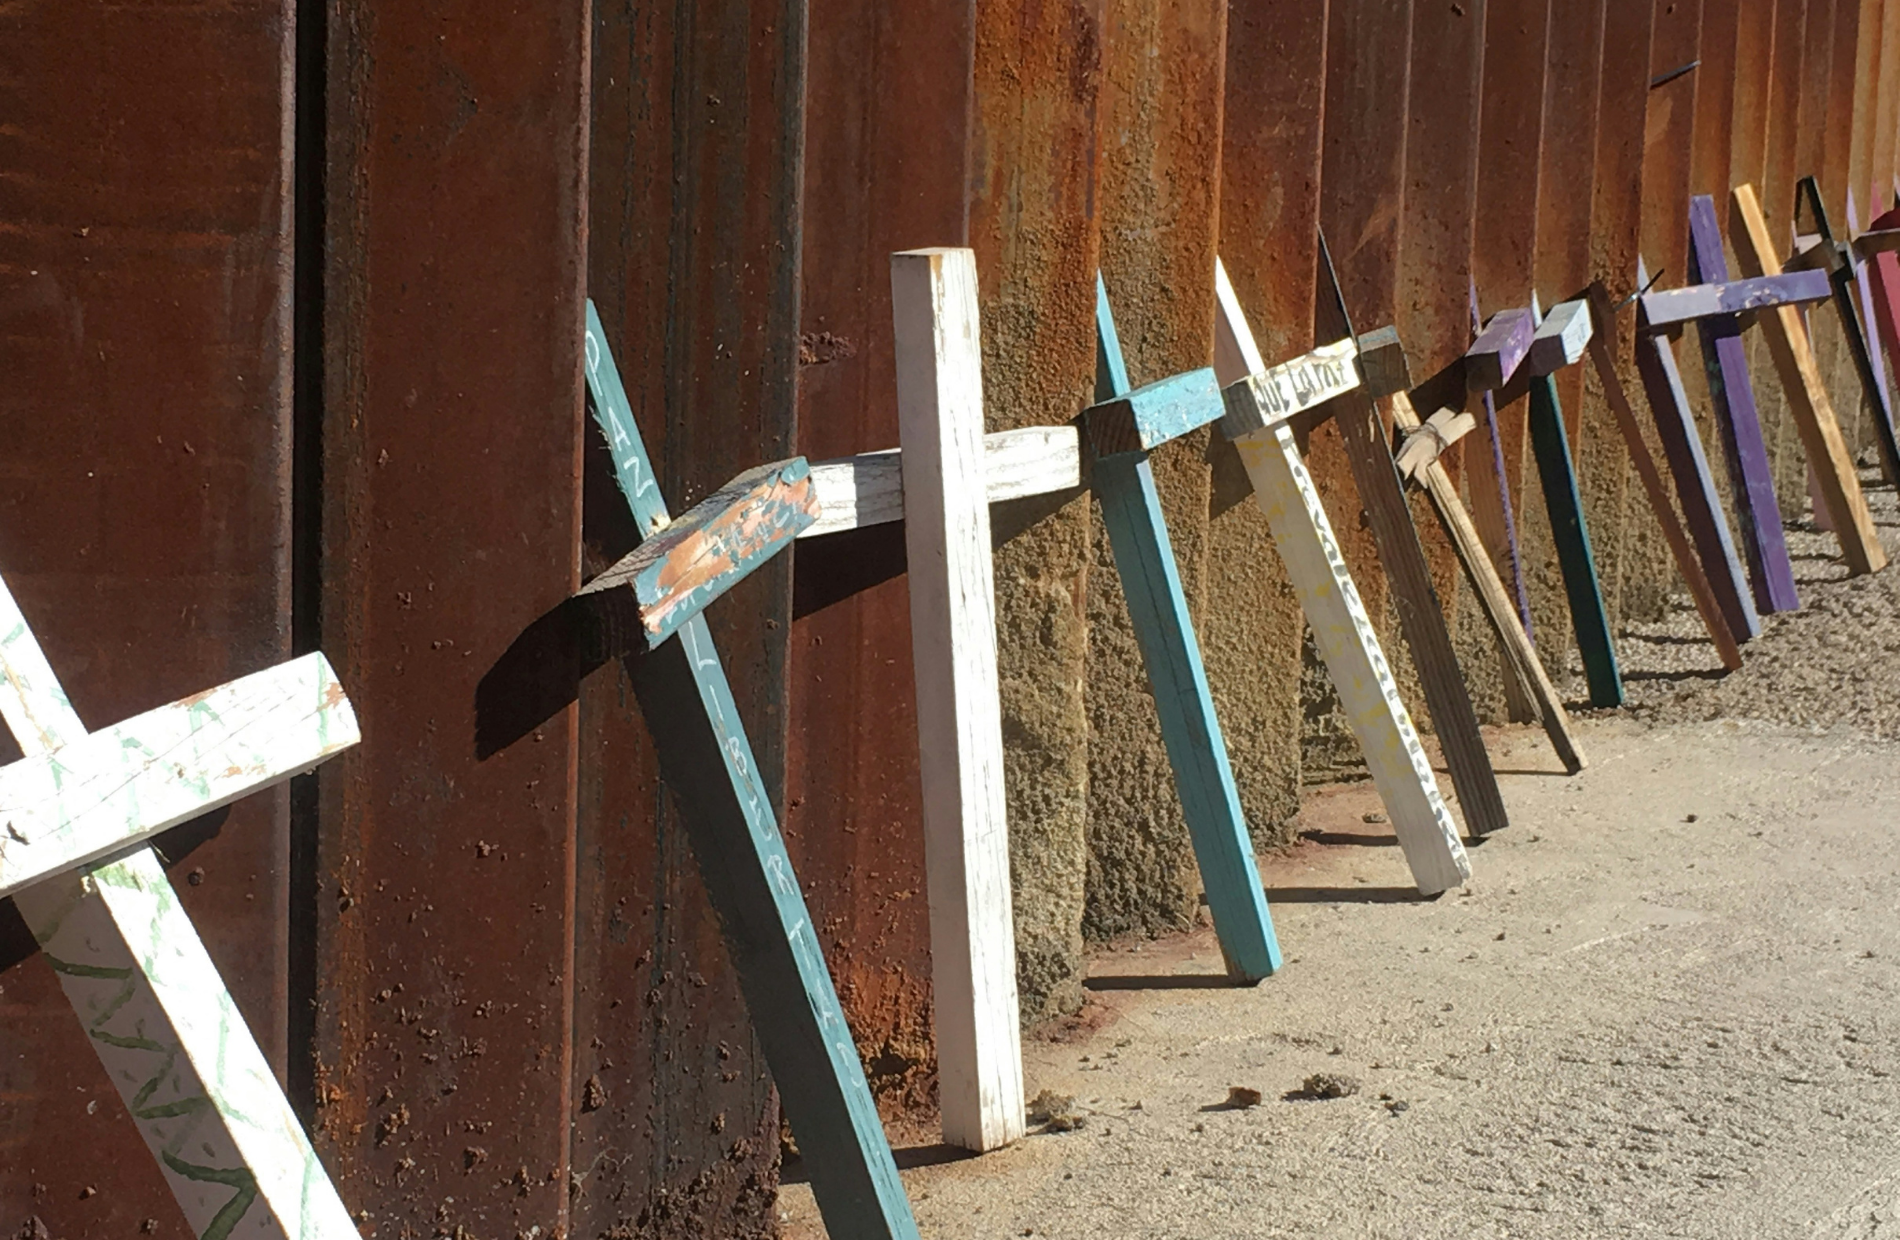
top-left (889, 248), bottom-right (1026, 1153)
top-left (1318, 234), bottom-right (1509, 838)
top-left (585, 303), bottom-right (921, 1238)
top-left (1214, 260), bottom-right (1470, 894)
top-left (1631, 258), bottom-right (1764, 645)
top-left (1089, 275), bottom-right (1283, 980)
top-left (1730, 183), bottom-right (1887, 574)
top-left (1685, 194), bottom-right (1802, 614)
top-left (1583, 282), bottom-right (1745, 671)
top-left (0, 583), bottom-right (360, 1240)
top-left (1389, 392), bottom-right (1586, 773)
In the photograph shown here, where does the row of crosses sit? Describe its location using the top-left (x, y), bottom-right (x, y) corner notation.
top-left (17, 170), bottom-right (1894, 1240)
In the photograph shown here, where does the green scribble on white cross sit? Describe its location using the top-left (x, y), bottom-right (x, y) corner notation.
top-left (0, 572), bottom-right (361, 1240)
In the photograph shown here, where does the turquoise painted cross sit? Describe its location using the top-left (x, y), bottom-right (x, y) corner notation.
top-left (1081, 277), bottom-right (1281, 981)
top-left (0, 577), bottom-right (361, 1240)
top-left (581, 302), bottom-right (920, 1240)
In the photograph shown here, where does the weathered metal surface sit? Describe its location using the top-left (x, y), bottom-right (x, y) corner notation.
top-left (1849, 0), bottom-right (1885, 207)
top-left (1827, 0), bottom-right (1864, 208)
top-left (967, 0), bottom-right (1106, 1015)
top-left (1534, 0), bottom-right (1603, 453)
top-left (579, 0), bottom-right (805, 1233)
top-left (1732, 0), bottom-right (1775, 199)
top-left (583, 459), bottom-right (821, 651)
top-left (0, 0), bottom-right (297, 1229)
top-left (1693, 0), bottom-right (1743, 203)
top-left (1396, 0), bottom-right (1485, 717)
top-left (1586, 0), bottom-right (1659, 621)
top-left (1085, 0), bottom-right (1229, 945)
top-left (314, 1), bottom-right (590, 1237)
top-left (1641, 0), bottom-right (1704, 338)
top-left (788, 0), bottom-right (972, 1124)
top-left (1213, 0), bottom-right (1327, 825)
top-left (1317, 0), bottom-right (1413, 641)
top-left (1472, 0), bottom-right (1551, 690)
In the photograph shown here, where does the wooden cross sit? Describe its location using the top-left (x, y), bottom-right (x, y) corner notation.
top-left (1308, 233), bottom-right (1509, 841)
top-left (580, 303), bottom-right (920, 1239)
top-left (1675, 194), bottom-right (1804, 617)
top-left (1081, 275), bottom-right (1285, 980)
top-left (0, 580), bottom-right (360, 1238)
top-left (1462, 292), bottom-right (1623, 709)
top-left (1791, 176), bottom-right (1900, 489)
top-left (1729, 183), bottom-right (1887, 577)
top-left (1582, 281), bottom-right (1744, 672)
top-left (1844, 189), bottom-right (1895, 453)
top-left (1214, 261), bottom-right (1472, 894)
top-left (1856, 197), bottom-right (1900, 485)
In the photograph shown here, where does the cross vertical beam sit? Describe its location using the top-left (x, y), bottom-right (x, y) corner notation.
top-left (1797, 175), bottom-right (1900, 488)
top-left (1583, 282), bottom-right (1745, 671)
top-left (1526, 352), bottom-right (1623, 708)
top-left (1631, 258), bottom-right (1764, 646)
top-left (1730, 182), bottom-right (1888, 575)
top-left (1686, 194), bottom-right (1802, 614)
top-left (889, 248), bottom-right (1026, 1152)
top-left (0, 585), bottom-right (359, 1239)
top-left (1319, 235), bottom-right (1509, 839)
top-left (1215, 262), bottom-right (1470, 895)
top-left (1089, 276), bottom-right (1282, 981)
top-left (583, 303), bottom-right (919, 1240)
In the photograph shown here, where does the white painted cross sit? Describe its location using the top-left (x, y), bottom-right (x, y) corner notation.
top-left (0, 574), bottom-right (361, 1239)
top-left (1212, 259), bottom-right (1470, 896)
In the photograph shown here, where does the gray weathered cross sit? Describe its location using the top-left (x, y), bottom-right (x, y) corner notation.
top-left (0, 576), bottom-right (361, 1238)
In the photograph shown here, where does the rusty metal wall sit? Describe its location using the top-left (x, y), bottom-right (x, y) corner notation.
top-left (966, 0), bottom-right (1107, 1023)
top-left (1083, 0), bottom-right (1227, 944)
top-left (0, 0), bottom-right (297, 1232)
top-left (1211, 0), bottom-right (1328, 841)
top-left (783, 0), bottom-right (975, 1129)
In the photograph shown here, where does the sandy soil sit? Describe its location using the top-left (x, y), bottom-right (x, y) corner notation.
top-left (779, 478), bottom-right (1900, 1239)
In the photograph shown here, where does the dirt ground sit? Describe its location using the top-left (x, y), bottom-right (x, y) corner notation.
top-left (779, 475), bottom-right (1900, 1239)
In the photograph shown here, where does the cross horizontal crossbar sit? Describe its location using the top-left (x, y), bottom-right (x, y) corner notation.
top-left (581, 456), bottom-right (820, 647)
top-left (1465, 308), bottom-right (1536, 391)
top-left (1083, 366), bottom-right (1223, 457)
top-left (1526, 299), bottom-right (1593, 375)
top-left (0, 652), bottom-right (357, 899)
top-left (1638, 269), bottom-right (1832, 332)
top-left (802, 427), bottom-right (1080, 539)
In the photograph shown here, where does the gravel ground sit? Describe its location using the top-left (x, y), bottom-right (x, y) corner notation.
top-left (1564, 466), bottom-right (1900, 737)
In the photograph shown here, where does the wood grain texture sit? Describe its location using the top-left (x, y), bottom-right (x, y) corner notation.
top-left (1084, 367), bottom-right (1224, 457)
top-left (584, 307), bottom-right (921, 1239)
top-left (1687, 194), bottom-right (1803, 614)
top-left (889, 249), bottom-right (1025, 1154)
top-left (581, 459), bottom-right (820, 648)
top-left (0, 580), bottom-right (359, 1240)
top-left (1469, 283), bottom-right (1536, 658)
top-left (1639, 270), bottom-right (1836, 330)
top-left (1214, 267), bottom-right (1470, 893)
top-left (1731, 183), bottom-right (1888, 574)
top-left (1396, 408), bottom-right (1479, 480)
top-left (1092, 280), bottom-right (1282, 981)
top-left (0, 655), bottom-right (357, 899)
top-left (1633, 259), bottom-right (1765, 645)
top-left (1389, 394), bottom-right (1586, 773)
top-left (1585, 282), bottom-right (1745, 670)
top-left (1527, 299), bottom-right (1594, 375)
top-left (1527, 374), bottom-right (1623, 707)
top-left (803, 428), bottom-right (1082, 538)
top-left (1465, 309), bottom-right (1538, 391)
top-left (1318, 237), bottom-right (1508, 839)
